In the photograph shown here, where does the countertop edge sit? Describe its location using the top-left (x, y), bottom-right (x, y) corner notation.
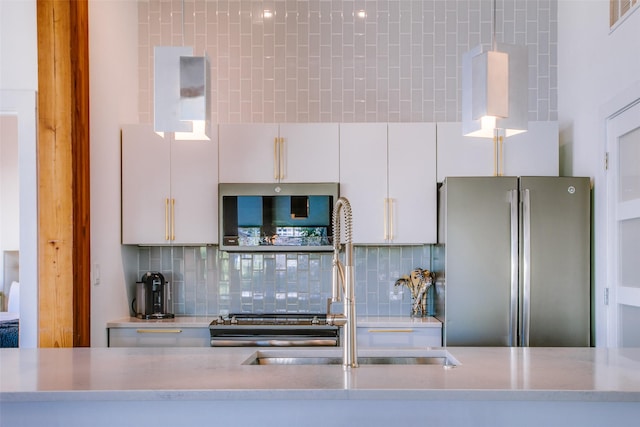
top-left (2, 389), bottom-right (639, 403)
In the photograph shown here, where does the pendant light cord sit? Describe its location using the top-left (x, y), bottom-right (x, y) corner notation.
top-left (492, 0), bottom-right (497, 51)
top-left (181, 0), bottom-right (185, 46)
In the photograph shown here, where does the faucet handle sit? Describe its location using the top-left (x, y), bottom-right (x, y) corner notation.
top-left (326, 313), bottom-right (347, 327)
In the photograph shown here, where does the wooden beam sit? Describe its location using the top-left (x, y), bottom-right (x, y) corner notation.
top-left (37, 0), bottom-right (90, 347)
top-left (70, 0), bottom-right (91, 348)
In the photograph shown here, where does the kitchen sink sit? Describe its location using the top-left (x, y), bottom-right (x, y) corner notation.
top-left (242, 349), bottom-right (459, 367)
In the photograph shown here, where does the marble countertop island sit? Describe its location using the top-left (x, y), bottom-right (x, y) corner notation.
top-left (2, 346), bottom-right (640, 426)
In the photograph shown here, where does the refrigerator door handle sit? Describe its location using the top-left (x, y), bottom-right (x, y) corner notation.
top-left (521, 188), bottom-right (532, 347)
top-left (509, 189), bottom-right (519, 347)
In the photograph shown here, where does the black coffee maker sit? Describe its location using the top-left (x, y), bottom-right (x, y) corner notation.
top-left (135, 272), bottom-right (174, 319)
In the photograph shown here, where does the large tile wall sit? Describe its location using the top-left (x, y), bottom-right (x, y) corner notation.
top-left (137, 0), bottom-right (557, 124)
top-left (136, 245), bottom-right (432, 316)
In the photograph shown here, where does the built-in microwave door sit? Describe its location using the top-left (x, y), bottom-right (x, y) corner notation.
top-left (219, 183), bottom-right (338, 252)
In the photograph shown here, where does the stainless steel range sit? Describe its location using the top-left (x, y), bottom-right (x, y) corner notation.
top-left (209, 313), bottom-right (340, 347)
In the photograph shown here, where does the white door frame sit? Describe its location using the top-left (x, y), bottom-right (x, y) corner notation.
top-left (598, 81), bottom-right (640, 347)
top-left (0, 90), bottom-right (38, 348)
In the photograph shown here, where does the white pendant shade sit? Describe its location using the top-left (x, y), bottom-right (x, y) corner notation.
top-left (154, 46), bottom-right (211, 141)
top-left (462, 43), bottom-right (528, 138)
top-left (472, 50), bottom-right (509, 121)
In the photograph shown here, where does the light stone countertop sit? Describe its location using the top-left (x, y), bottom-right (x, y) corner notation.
top-left (3, 346), bottom-right (640, 427)
top-left (1, 346), bottom-right (640, 402)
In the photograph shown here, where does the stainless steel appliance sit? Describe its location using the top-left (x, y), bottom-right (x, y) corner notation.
top-left (135, 272), bottom-right (174, 319)
top-left (209, 313), bottom-right (340, 347)
top-left (218, 183), bottom-right (338, 251)
top-left (434, 176), bottom-right (591, 346)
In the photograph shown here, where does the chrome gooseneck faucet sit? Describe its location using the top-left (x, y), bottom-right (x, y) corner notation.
top-left (326, 197), bottom-right (358, 369)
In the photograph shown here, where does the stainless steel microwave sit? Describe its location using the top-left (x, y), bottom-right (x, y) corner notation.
top-left (218, 183), bottom-right (339, 251)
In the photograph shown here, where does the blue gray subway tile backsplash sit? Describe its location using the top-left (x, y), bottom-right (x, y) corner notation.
top-left (136, 246), bottom-right (432, 317)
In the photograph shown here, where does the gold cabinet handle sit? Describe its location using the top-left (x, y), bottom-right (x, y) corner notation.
top-left (383, 198), bottom-right (389, 240)
top-left (171, 198), bottom-right (176, 240)
top-left (389, 198), bottom-right (394, 241)
top-left (367, 329), bottom-right (414, 333)
top-left (136, 329), bottom-right (182, 334)
top-left (274, 137), bottom-right (279, 180)
top-left (492, 132), bottom-right (505, 177)
top-left (279, 137), bottom-right (285, 180)
top-left (165, 198), bottom-right (170, 241)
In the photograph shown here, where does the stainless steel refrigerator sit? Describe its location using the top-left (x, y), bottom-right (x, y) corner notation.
top-left (433, 176), bottom-right (591, 347)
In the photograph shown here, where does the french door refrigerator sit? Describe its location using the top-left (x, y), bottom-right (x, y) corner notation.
top-left (434, 176), bottom-right (591, 347)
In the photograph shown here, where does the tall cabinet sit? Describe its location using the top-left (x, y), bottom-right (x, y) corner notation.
top-left (339, 122), bottom-right (437, 244)
top-left (121, 124), bottom-right (218, 245)
top-left (218, 123), bottom-right (339, 183)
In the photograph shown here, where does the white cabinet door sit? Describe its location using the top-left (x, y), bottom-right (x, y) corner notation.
top-left (122, 125), bottom-right (171, 245)
top-left (218, 123), bottom-right (280, 183)
top-left (436, 121), bottom-right (559, 182)
top-left (170, 137), bottom-right (218, 245)
top-left (219, 123), bottom-right (339, 183)
top-left (502, 121), bottom-right (559, 176)
top-left (388, 123), bottom-right (437, 244)
top-left (339, 123), bottom-right (388, 244)
top-left (436, 122), bottom-right (494, 182)
top-left (340, 123), bottom-right (437, 245)
top-left (279, 123), bottom-right (340, 183)
top-left (122, 124), bottom-right (218, 245)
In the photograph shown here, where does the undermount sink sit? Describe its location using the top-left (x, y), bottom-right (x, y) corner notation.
top-left (242, 349), bottom-right (459, 367)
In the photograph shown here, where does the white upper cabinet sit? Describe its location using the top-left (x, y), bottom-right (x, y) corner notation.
top-left (278, 123), bottom-right (340, 183)
top-left (218, 123), bottom-right (339, 183)
top-left (436, 121), bottom-right (559, 182)
top-left (121, 125), bottom-right (170, 245)
top-left (339, 123), bottom-right (388, 244)
top-left (388, 123), bottom-right (437, 244)
top-left (170, 139), bottom-right (219, 245)
top-left (218, 124), bottom-right (279, 183)
top-left (502, 121), bottom-right (559, 177)
top-left (121, 124), bottom-right (218, 245)
top-left (436, 122), bottom-right (494, 180)
top-left (339, 123), bottom-right (437, 244)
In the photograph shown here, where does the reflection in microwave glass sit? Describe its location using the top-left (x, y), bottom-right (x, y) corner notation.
top-left (238, 227), bottom-right (329, 246)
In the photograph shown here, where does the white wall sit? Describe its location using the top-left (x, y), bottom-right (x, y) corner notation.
top-left (557, 0), bottom-right (640, 345)
top-left (89, 0), bottom-right (140, 346)
top-left (0, 0), bottom-right (38, 91)
top-left (0, 0), bottom-right (38, 347)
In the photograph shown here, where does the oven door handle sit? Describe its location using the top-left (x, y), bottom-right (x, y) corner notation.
top-left (210, 339), bottom-right (338, 347)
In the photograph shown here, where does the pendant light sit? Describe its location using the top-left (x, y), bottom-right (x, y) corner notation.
top-left (461, 0), bottom-right (528, 174)
top-left (153, 1), bottom-right (211, 141)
